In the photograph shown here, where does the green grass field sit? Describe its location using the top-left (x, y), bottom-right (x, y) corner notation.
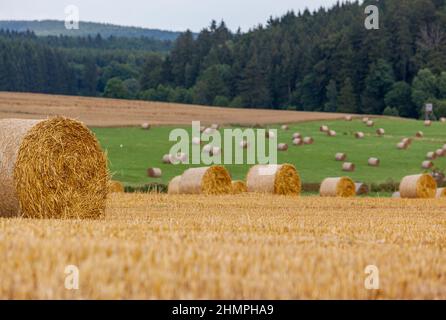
top-left (92, 117), bottom-right (446, 186)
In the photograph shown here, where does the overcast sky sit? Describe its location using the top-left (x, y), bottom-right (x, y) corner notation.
top-left (0, 0), bottom-right (341, 32)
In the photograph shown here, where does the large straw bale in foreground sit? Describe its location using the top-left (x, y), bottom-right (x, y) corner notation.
top-left (179, 166), bottom-right (232, 195)
top-left (168, 176), bottom-right (182, 195)
top-left (0, 117), bottom-right (108, 219)
top-left (232, 180), bottom-right (248, 194)
top-left (246, 164), bottom-right (301, 196)
top-left (399, 174), bottom-right (436, 199)
top-left (320, 177), bottom-right (356, 197)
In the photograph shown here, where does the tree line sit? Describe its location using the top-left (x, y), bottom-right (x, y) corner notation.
top-left (1, 0), bottom-right (446, 118)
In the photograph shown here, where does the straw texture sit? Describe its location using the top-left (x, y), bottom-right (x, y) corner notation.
top-left (436, 188), bottom-right (446, 198)
top-left (320, 177), bottom-right (356, 197)
top-left (179, 166), bottom-right (232, 195)
top-left (246, 164), bottom-right (301, 196)
top-left (168, 176), bottom-right (182, 195)
top-left (399, 174), bottom-right (437, 199)
top-left (0, 117), bottom-right (108, 219)
top-left (232, 180), bottom-right (248, 194)
top-left (109, 181), bottom-right (124, 193)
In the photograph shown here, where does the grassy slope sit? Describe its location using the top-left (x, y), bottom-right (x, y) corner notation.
top-left (92, 117), bottom-right (446, 186)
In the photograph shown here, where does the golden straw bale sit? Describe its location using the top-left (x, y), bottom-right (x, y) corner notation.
top-left (266, 130), bottom-right (275, 139)
top-left (366, 120), bottom-right (374, 127)
top-left (416, 131), bottom-right (424, 138)
top-left (426, 152), bottom-right (437, 160)
top-left (435, 149), bottom-right (445, 157)
top-left (401, 138), bottom-right (412, 145)
top-left (422, 161), bottom-right (434, 169)
top-left (292, 132), bottom-right (301, 139)
top-left (335, 153), bottom-right (347, 161)
top-left (232, 180), bottom-right (248, 194)
top-left (320, 177), bottom-right (356, 197)
top-left (179, 166), bottom-right (232, 195)
top-left (440, 117), bottom-right (446, 123)
top-left (147, 168), bottom-right (162, 178)
top-left (368, 157), bottom-right (380, 167)
top-left (0, 117), bottom-right (108, 219)
top-left (303, 137), bottom-right (314, 145)
top-left (246, 164), bottom-right (301, 196)
top-left (168, 176), bottom-right (182, 195)
top-left (281, 125), bottom-right (289, 131)
top-left (399, 174), bottom-right (437, 198)
top-left (355, 132), bottom-right (365, 139)
top-left (362, 117), bottom-right (369, 123)
top-left (397, 142), bottom-right (408, 150)
top-left (141, 123), bottom-right (151, 130)
top-left (108, 181), bottom-right (124, 193)
top-left (376, 128), bottom-right (385, 136)
top-left (327, 130), bottom-right (337, 137)
top-left (345, 115), bottom-right (352, 121)
top-left (278, 143), bottom-right (289, 151)
top-left (342, 162), bottom-right (355, 172)
top-left (292, 138), bottom-right (303, 146)
top-left (355, 183), bottom-right (369, 196)
top-left (320, 125), bottom-right (329, 132)
top-left (424, 120), bottom-right (432, 127)
top-left (436, 188), bottom-right (446, 198)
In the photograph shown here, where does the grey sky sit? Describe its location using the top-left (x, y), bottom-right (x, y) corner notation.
top-left (0, 0), bottom-right (340, 32)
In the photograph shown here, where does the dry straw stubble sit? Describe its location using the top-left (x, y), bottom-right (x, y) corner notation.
top-left (0, 117), bottom-right (108, 219)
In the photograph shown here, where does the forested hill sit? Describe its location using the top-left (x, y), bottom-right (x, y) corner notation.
top-left (1, 0), bottom-right (446, 119)
top-left (0, 20), bottom-right (182, 41)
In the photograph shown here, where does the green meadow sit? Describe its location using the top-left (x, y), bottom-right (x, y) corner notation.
top-left (92, 117), bottom-right (446, 186)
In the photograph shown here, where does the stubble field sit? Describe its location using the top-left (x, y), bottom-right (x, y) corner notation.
top-left (1, 193), bottom-right (445, 299)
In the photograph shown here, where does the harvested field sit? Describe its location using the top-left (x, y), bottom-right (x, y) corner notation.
top-left (0, 193), bottom-right (445, 299)
top-left (0, 92), bottom-right (346, 127)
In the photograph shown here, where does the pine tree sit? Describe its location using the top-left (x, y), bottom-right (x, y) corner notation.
top-left (337, 78), bottom-right (358, 113)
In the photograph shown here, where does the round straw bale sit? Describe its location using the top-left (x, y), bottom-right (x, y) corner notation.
top-left (162, 154), bottom-right (173, 164)
top-left (281, 125), bottom-right (289, 131)
top-left (368, 157), bottom-right (380, 167)
top-left (320, 177), bottom-right (356, 197)
top-left (320, 125), bottom-right (329, 132)
top-left (278, 143), bottom-right (289, 151)
top-left (422, 161), bottom-right (434, 169)
top-left (345, 115), bottom-right (353, 121)
top-left (440, 117), bottom-right (446, 123)
top-left (109, 180), bottom-right (124, 193)
top-left (246, 164), bottom-right (301, 196)
top-left (293, 138), bottom-right (303, 146)
top-left (203, 127), bottom-right (216, 135)
top-left (426, 152), bottom-right (437, 160)
top-left (179, 166), bottom-right (231, 195)
top-left (335, 153), bottom-right (347, 161)
top-left (366, 120), bottom-right (374, 127)
top-left (232, 180), bottom-right (248, 194)
top-left (436, 149), bottom-right (445, 157)
top-left (424, 120), bottom-right (432, 127)
top-left (147, 168), bottom-right (162, 178)
top-left (376, 128), bottom-right (385, 136)
top-left (436, 188), bottom-right (446, 198)
top-left (392, 192), bottom-right (401, 198)
top-left (401, 138), bottom-right (412, 145)
top-left (355, 132), bottom-right (365, 139)
top-left (192, 137), bottom-right (201, 145)
top-left (362, 117), bottom-right (369, 123)
top-left (397, 142), bottom-right (408, 150)
top-left (141, 123), bottom-right (151, 130)
top-left (399, 174), bottom-right (436, 198)
top-left (327, 130), bottom-right (337, 137)
top-left (266, 130), bottom-right (275, 139)
top-left (176, 152), bottom-right (188, 164)
top-left (292, 132), bottom-right (301, 139)
top-left (416, 131), bottom-right (424, 138)
top-left (210, 146), bottom-right (221, 156)
top-left (303, 137), bottom-right (314, 145)
top-left (0, 117), bottom-right (108, 219)
top-left (168, 176), bottom-right (182, 195)
top-left (355, 183), bottom-right (369, 196)
top-left (342, 162), bottom-right (355, 172)
top-left (240, 140), bottom-right (249, 149)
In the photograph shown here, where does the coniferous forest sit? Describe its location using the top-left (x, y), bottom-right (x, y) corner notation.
top-left (1, 0), bottom-right (446, 118)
